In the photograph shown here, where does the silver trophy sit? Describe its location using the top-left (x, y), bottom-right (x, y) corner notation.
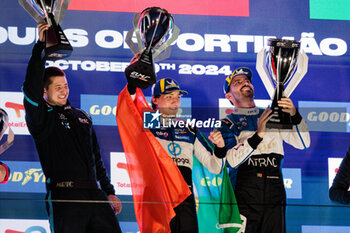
top-left (18, 0), bottom-right (73, 60)
top-left (0, 109), bottom-right (14, 155)
top-left (256, 38), bottom-right (308, 129)
top-left (124, 7), bottom-right (180, 88)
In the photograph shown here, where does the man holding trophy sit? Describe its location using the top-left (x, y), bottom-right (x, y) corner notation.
top-left (217, 39), bottom-right (311, 233)
top-left (117, 7), bottom-right (227, 233)
top-left (20, 1), bottom-right (122, 232)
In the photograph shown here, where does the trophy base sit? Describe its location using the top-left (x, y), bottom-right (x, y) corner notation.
top-left (124, 50), bottom-right (156, 89)
top-left (45, 44), bottom-right (73, 61)
top-left (267, 86), bottom-right (293, 129)
top-left (266, 121), bottom-right (293, 129)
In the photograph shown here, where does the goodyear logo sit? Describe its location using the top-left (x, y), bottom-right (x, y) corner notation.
top-left (80, 94), bottom-right (118, 126)
top-left (80, 94), bottom-right (154, 126)
top-left (299, 101), bottom-right (350, 133)
top-left (282, 168), bottom-right (302, 199)
top-left (80, 94), bottom-right (191, 126)
top-left (1, 161), bottom-right (46, 193)
top-left (194, 167), bottom-right (302, 199)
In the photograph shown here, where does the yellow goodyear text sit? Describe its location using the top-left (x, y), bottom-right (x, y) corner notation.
top-left (90, 105), bottom-right (116, 116)
top-left (200, 176), bottom-right (222, 187)
top-left (8, 168), bottom-right (46, 185)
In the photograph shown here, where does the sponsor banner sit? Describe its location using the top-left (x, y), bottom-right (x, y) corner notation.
top-left (302, 225), bottom-right (350, 233)
top-left (0, 219), bottom-right (139, 233)
top-left (110, 152), bottom-right (132, 195)
top-left (81, 94), bottom-right (191, 126)
top-left (328, 157), bottom-right (343, 188)
top-left (45, 59), bottom-right (236, 75)
top-left (68, 0), bottom-right (249, 17)
top-left (309, 0), bottom-right (350, 21)
top-left (120, 222), bottom-right (140, 233)
top-left (0, 161), bottom-right (46, 193)
top-left (1, 26), bottom-right (349, 59)
top-left (299, 101), bottom-right (350, 133)
top-left (0, 92), bottom-right (29, 135)
top-left (81, 94), bottom-right (118, 126)
top-left (282, 168), bottom-right (302, 199)
top-left (219, 98), bottom-right (271, 119)
top-left (0, 219), bottom-right (50, 233)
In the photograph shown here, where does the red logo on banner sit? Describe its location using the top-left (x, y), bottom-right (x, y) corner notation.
top-left (5, 102), bottom-right (25, 118)
top-left (68, 0), bottom-right (249, 17)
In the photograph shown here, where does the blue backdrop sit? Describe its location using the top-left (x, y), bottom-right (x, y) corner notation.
top-left (0, 1), bottom-right (349, 232)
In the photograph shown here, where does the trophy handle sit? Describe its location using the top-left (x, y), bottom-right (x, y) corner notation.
top-left (125, 28), bottom-right (141, 55)
top-left (256, 48), bottom-right (275, 99)
top-left (124, 13), bottom-right (146, 55)
top-left (55, 0), bottom-right (71, 25)
top-left (152, 25), bottom-right (180, 60)
top-left (18, 0), bottom-right (45, 23)
top-left (284, 51), bottom-right (308, 97)
top-left (133, 13), bottom-right (145, 52)
top-left (154, 47), bottom-right (171, 62)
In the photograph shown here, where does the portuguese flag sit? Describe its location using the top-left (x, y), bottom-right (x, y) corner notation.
top-left (193, 131), bottom-right (242, 233)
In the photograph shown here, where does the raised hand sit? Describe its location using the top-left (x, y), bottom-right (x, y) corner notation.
top-left (37, 22), bottom-right (50, 42)
top-left (278, 97), bottom-right (297, 116)
top-left (257, 108), bottom-right (273, 138)
top-left (208, 130), bottom-right (225, 148)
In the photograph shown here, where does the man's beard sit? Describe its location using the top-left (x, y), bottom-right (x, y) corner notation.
top-left (241, 86), bottom-right (254, 98)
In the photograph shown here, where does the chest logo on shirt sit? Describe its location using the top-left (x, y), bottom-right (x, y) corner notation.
top-left (78, 117), bottom-right (90, 125)
top-left (58, 113), bottom-right (70, 129)
top-left (155, 131), bottom-right (168, 137)
top-left (236, 118), bottom-right (247, 130)
top-left (168, 142), bottom-right (181, 156)
top-left (174, 135), bottom-right (189, 140)
top-left (247, 157), bottom-right (277, 167)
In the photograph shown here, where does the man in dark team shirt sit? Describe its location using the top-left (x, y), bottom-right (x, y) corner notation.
top-left (22, 22), bottom-right (122, 233)
top-left (329, 147), bottom-right (350, 204)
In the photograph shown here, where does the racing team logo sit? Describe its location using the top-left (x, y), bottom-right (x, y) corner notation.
top-left (168, 142), bottom-right (181, 156)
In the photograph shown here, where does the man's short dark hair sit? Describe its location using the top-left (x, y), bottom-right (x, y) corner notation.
top-left (43, 67), bottom-right (65, 89)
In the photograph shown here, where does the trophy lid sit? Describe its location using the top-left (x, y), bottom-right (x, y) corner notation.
top-left (268, 38), bottom-right (300, 49)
